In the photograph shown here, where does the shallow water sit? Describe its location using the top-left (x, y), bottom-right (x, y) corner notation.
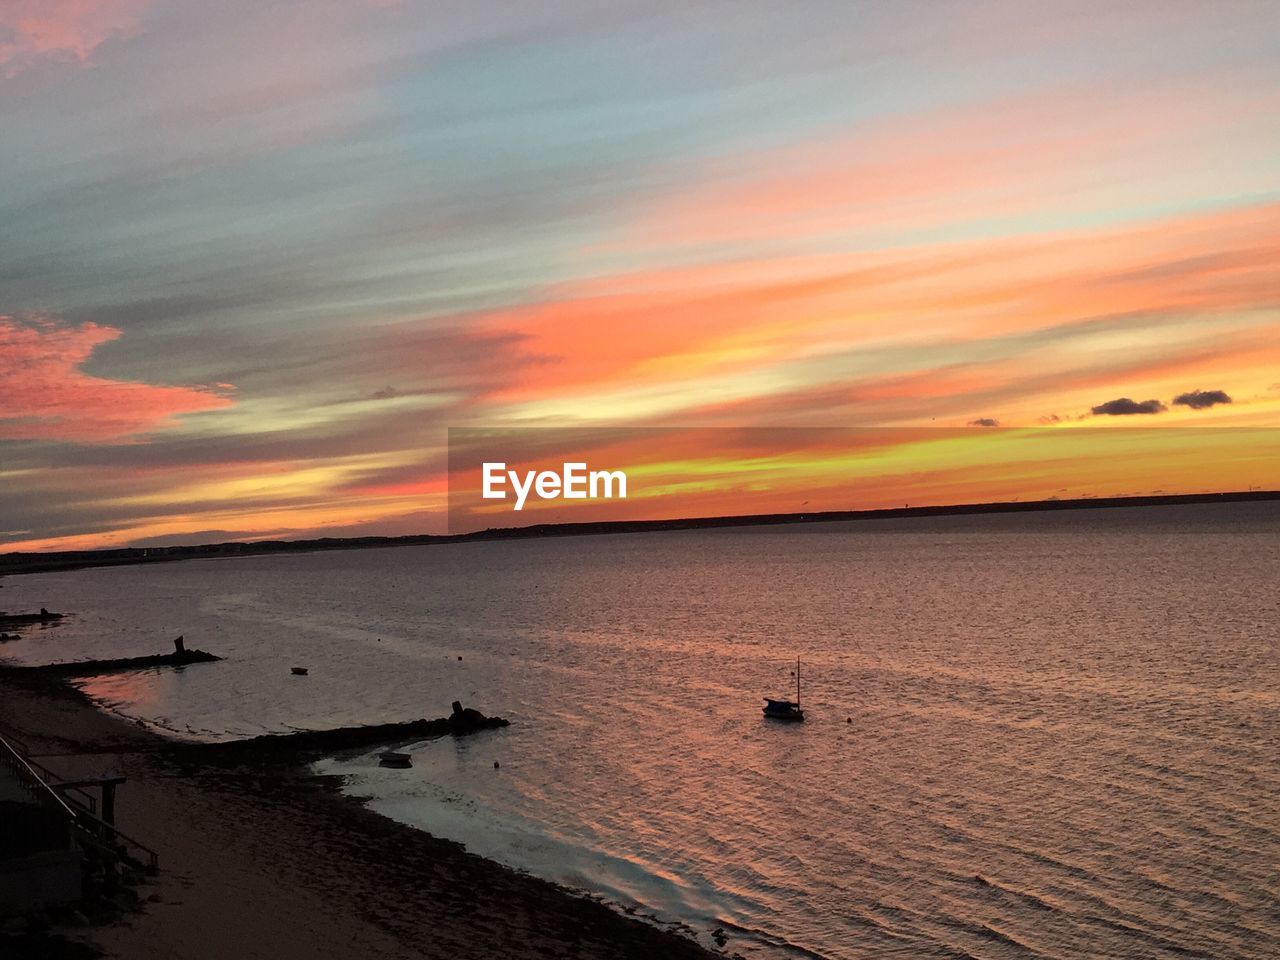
top-left (4, 502), bottom-right (1279, 959)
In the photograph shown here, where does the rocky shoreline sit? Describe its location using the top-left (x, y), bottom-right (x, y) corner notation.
top-left (0, 670), bottom-right (719, 960)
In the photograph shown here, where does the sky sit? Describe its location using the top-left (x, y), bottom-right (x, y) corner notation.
top-left (1, 0), bottom-right (1278, 549)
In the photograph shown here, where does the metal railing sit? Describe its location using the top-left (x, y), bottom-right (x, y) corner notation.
top-left (66, 805), bottom-right (159, 874)
top-left (0, 733), bottom-right (79, 824)
top-left (0, 725), bottom-right (99, 814)
top-left (0, 733), bottom-right (158, 873)
top-left (25, 756), bottom-right (97, 814)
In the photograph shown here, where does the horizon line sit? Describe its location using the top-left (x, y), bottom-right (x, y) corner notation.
top-left (2, 488), bottom-right (1277, 575)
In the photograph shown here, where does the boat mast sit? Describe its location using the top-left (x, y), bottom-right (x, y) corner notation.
top-left (796, 656), bottom-right (801, 709)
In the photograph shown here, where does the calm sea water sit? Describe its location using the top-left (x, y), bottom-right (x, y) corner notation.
top-left (3, 503), bottom-right (1279, 959)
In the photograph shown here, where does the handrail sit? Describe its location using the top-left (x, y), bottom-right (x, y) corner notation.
top-left (68, 805), bottom-right (159, 873)
top-left (0, 723), bottom-right (98, 812)
top-left (0, 733), bottom-right (79, 824)
top-left (0, 733), bottom-right (158, 872)
top-left (26, 755), bottom-right (98, 814)
top-left (0, 721), bottom-right (32, 756)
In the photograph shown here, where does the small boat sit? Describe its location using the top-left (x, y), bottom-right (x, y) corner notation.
top-left (378, 751), bottom-right (412, 768)
top-left (763, 657), bottom-right (806, 722)
top-left (763, 697), bottom-right (804, 721)
top-left (291, 666), bottom-right (308, 676)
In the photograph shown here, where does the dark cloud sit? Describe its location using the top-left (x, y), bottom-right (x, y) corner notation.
top-left (1038, 414), bottom-right (1062, 424)
top-left (1090, 397), bottom-right (1166, 416)
top-left (1172, 389), bottom-right (1232, 409)
top-left (967, 418), bottom-right (999, 427)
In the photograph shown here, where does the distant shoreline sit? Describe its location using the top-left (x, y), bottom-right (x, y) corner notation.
top-left (3, 489), bottom-right (1277, 577)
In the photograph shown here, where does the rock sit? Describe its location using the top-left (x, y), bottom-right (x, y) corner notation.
top-left (448, 700), bottom-right (510, 734)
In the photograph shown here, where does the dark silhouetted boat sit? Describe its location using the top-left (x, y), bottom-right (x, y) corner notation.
top-left (378, 751), bottom-right (412, 768)
top-left (763, 657), bottom-right (805, 721)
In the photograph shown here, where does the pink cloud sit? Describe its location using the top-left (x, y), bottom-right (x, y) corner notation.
top-left (0, 315), bottom-right (232, 441)
top-left (0, 0), bottom-right (150, 75)
top-left (620, 77), bottom-right (1279, 251)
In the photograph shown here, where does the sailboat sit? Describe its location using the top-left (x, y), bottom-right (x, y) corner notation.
top-left (763, 657), bottom-right (805, 721)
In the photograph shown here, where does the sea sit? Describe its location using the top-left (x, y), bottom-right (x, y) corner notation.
top-left (3, 502), bottom-right (1278, 959)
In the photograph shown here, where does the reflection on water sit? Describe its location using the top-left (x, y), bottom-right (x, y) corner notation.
top-left (4, 503), bottom-right (1279, 959)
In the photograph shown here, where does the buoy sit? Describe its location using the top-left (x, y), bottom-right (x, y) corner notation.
top-left (846, 717), bottom-right (851, 724)
top-left (457, 655), bottom-right (462, 661)
top-left (493, 760), bottom-right (500, 769)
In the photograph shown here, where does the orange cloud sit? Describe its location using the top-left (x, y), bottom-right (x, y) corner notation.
top-left (475, 201), bottom-right (1280, 418)
top-left (0, 0), bottom-right (150, 74)
top-left (0, 316), bottom-right (232, 441)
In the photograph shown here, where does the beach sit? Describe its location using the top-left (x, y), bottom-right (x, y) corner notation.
top-left (0, 669), bottom-right (717, 960)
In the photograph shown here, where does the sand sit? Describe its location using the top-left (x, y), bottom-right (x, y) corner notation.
top-left (0, 673), bottom-right (718, 960)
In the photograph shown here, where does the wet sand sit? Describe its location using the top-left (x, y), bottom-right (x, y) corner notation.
top-left (0, 673), bottom-right (717, 960)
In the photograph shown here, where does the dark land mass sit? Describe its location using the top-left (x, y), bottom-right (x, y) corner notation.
top-left (0, 647), bottom-right (223, 677)
top-left (181, 709), bottom-right (511, 759)
top-left (0, 672), bottom-right (716, 960)
top-left (2, 490), bottom-right (1277, 578)
top-left (0, 610), bottom-right (66, 626)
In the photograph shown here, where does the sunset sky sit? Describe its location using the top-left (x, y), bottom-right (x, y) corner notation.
top-left (2, 0), bottom-right (1278, 549)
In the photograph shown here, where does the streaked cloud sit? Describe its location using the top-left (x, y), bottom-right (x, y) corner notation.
top-left (1, 0), bottom-right (1278, 549)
